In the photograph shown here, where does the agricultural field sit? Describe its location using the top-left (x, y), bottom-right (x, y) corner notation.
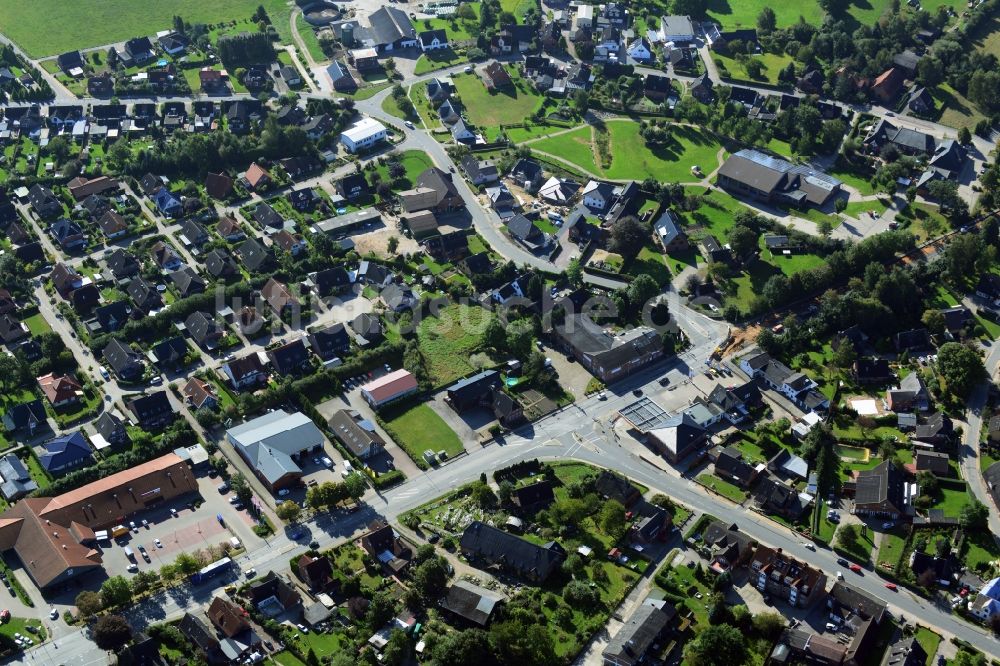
top-left (531, 121), bottom-right (724, 182)
top-left (416, 303), bottom-right (495, 387)
top-left (0, 0), bottom-right (290, 57)
top-left (450, 68), bottom-right (544, 127)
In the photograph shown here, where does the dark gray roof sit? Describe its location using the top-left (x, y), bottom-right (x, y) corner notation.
top-left (368, 7), bottom-right (414, 46)
top-left (460, 521), bottom-right (565, 581)
top-left (603, 602), bottom-right (674, 665)
top-left (440, 580), bottom-right (505, 626)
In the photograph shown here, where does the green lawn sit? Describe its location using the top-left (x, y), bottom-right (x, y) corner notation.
top-left (0, 617), bottom-right (46, 644)
top-left (532, 121), bottom-right (723, 182)
top-left (375, 150), bottom-right (435, 190)
top-left (876, 529), bottom-right (908, 571)
top-left (656, 559), bottom-right (714, 625)
top-left (836, 524), bottom-right (875, 564)
top-left (506, 123), bottom-right (579, 143)
top-left (715, 51), bottom-right (795, 86)
top-left (962, 530), bottom-right (1000, 572)
top-left (0, 0), bottom-right (290, 57)
top-left (273, 652), bottom-right (307, 666)
top-left (381, 94), bottom-right (415, 121)
top-left (914, 626), bottom-right (941, 664)
top-left (828, 166), bottom-right (876, 196)
top-left (627, 244), bottom-right (672, 287)
top-left (696, 474), bottom-right (746, 503)
top-left (383, 403), bottom-right (464, 463)
top-left (414, 49), bottom-right (468, 75)
top-left (416, 303), bottom-right (494, 387)
top-left (294, 13), bottom-right (327, 63)
top-left (935, 82), bottom-right (988, 131)
top-left (932, 483), bottom-right (970, 517)
top-left (705, 0), bottom-right (824, 30)
top-left (23, 313), bottom-right (51, 336)
top-left (451, 69), bottom-right (544, 127)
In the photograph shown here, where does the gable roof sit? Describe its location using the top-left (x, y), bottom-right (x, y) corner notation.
top-left (460, 521), bottom-right (564, 581)
top-left (368, 6), bottom-right (415, 46)
top-left (40, 432), bottom-right (92, 471)
top-left (440, 580), bottom-right (505, 626)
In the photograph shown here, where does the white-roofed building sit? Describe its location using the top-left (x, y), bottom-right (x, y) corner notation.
top-left (226, 410), bottom-right (325, 490)
top-left (340, 117), bottom-right (388, 153)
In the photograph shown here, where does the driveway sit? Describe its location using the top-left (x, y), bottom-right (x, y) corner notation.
top-left (426, 393), bottom-right (482, 448)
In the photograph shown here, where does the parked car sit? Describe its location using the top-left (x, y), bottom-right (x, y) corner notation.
top-left (836, 558), bottom-right (849, 567)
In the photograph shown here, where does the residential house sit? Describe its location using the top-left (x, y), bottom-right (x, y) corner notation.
top-left (908, 87), bottom-right (934, 115)
top-left (714, 446), bottom-right (761, 488)
top-left (150, 336), bottom-right (190, 370)
top-left (603, 603), bottom-right (674, 666)
top-left (37, 373), bottom-right (82, 408)
top-left (248, 571), bottom-right (302, 615)
top-left (461, 154), bottom-right (499, 185)
top-left (440, 580), bottom-right (506, 628)
top-left (220, 354), bottom-right (267, 392)
top-left (239, 239), bottom-right (275, 273)
top-left (0, 316), bottom-right (28, 343)
top-left (871, 67), bottom-right (905, 103)
top-left (507, 214), bottom-right (547, 252)
top-left (690, 72), bottom-right (713, 102)
top-left (298, 554), bottom-right (334, 593)
top-left (326, 60), bottom-right (357, 92)
top-left (183, 377), bottom-right (218, 411)
top-left (243, 163), bottom-right (272, 191)
top-left (46, 218), bottom-right (85, 251)
top-left (361, 520), bottom-right (413, 574)
top-left (894, 327), bottom-right (932, 352)
top-left (309, 267), bottom-right (351, 297)
top-left (170, 267), bottom-right (206, 298)
top-left (659, 15), bottom-right (695, 42)
top-left (750, 546), bottom-right (826, 607)
top-left (308, 324), bottom-right (350, 362)
top-left (217, 216), bottom-right (246, 242)
top-left (419, 29), bottom-right (448, 51)
top-left (351, 313), bottom-right (383, 344)
top-left (767, 449), bottom-right (809, 482)
top-left (335, 173), bottom-right (370, 200)
top-left (262, 278), bottom-right (300, 318)
top-left (708, 381), bottom-right (762, 425)
top-left (399, 167), bottom-right (464, 214)
top-left (267, 338), bottom-right (312, 377)
top-left (94, 411), bottom-right (130, 448)
top-left (272, 230), bottom-right (307, 257)
top-left (912, 412), bottom-right (953, 447)
top-left (40, 432), bottom-right (93, 474)
top-left (98, 211), bottom-right (128, 239)
top-left (328, 409), bottom-right (385, 460)
top-left (184, 312), bottom-right (224, 350)
top-left (127, 391), bottom-right (176, 430)
top-left (103, 338), bottom-right (145, 381)
top-left (701, 521), bottom-right (755, 572)
top-left (0, 454), bottom-right (38, 501)
top-left (754, 473), bottom-right (812, 521)
top-left (2, 400), bottom-right (47, 437)
top-left (28, 185), bottom-right (62, 219)
top-left (460, 521), bottom-right (565, 582)
top-left (204, 249), bottom-right (239, 280)
top-left (853, 358), bottom-right (892, 384)
top-left (92, 301), bottom-right (132, 334)
top-left (886, 372), bottom-right (929, 412)
top-left (509, 158), bottom-right (544, 192)
top-left (482, 61), bottom-right (513, 91)
top-left (627, 37), bottom-right (653, 63)
top-left (853, 461), bottom-right (906, 519)
top-left (340, 118), bottom-right (388, 153)
top-left (510, 480), bottom-right (555, 515)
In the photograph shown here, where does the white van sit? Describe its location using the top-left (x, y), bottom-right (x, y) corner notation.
top-left (123, 546), bottom-right (135, 561)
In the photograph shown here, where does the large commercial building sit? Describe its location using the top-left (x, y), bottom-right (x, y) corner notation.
top-left (0, 453), bottom-right (198, 589)
top-left (227, 410), bottom-right (326, 490)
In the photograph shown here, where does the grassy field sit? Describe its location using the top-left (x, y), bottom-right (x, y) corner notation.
top-left (414, 49), bottom-right (468, 75)
top-left (914, 626), bottom-right (941, 664)
top-left (0, 617), bottom-right (46, 644)
top-left (715, 51), bottom-right (795, 86)
top-left (934, 83), bottom-right (988, 131)
top-left (971, 14), bottom-right (1000, 57)
top-left (931, 483), bottom-right (970, 517)
top-left (696, 473), bottom-right (746, 503)
top-left (837, 524), bottom-right (875, 564)
top-left (294, 13), bottom-right (327, 63)
top-left (705, 0), bottom-right (824, 30)
top-left (532, 121), bottom-right (723, 182)
top-left (375, 150), bottom-right (435, 189)
top-left (0, 0), bottom-right (289, 57)
top-left (451, 68), bottom-right (544, 127)
top-left (876, 528), bottom-right (908, 570)
top-left (416, 303), bottom-right (494, 387)
top-left (383, 403), bottom-right (465, 461)
top-left (23, 313), bottom-right (51, 336)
